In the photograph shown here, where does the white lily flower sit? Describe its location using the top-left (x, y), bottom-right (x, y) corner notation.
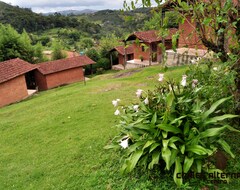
top-left (120, 138), bottom-right (129, 149)
top-left (181, 75), bottom-right (187, 87)
top-left (133, 105), bottom-right (139, 112)
top-left (136, 89), bottom-right (143, 98)
top-left (158, 73), bottom-right (164, 82)
top-left (112, 100), bottom-right (118, 107)
top-left (190, 59), bottom-right (196, 64)
top-left (114, 109), bottom-right (120, 115)
top-left (144, 97), bottom-right (149, 105)
top-left (192, 79), bottom-right (198, 88)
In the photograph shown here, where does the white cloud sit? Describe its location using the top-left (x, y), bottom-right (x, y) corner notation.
top-left (1, 0), bottom-right (126, 13)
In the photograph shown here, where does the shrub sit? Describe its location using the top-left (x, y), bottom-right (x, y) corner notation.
top-left (106, 74), bottom-right (239, 187)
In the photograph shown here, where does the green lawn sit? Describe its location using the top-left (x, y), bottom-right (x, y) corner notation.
top-left (0, 65), bottom-right (239, 190)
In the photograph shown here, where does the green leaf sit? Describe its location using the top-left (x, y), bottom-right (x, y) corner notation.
top-left (180, 145), bottom-right (185, 154)
top-left (186, 145), bottom-right (212, 156)
top-left (162, 131), bottom-right (168, 138)
top-left (151, 112), bottom-right (157, 124)
top-left (205, 114), bottom-right (239, 125)
top-left (158, 124), bottom-right (182, 134)
top-left (195, 159), bottom-right (202, 173)
top-left (166, 92), bottom-right (175, 108)
top-left (183, 156), bottom-right (194, 173)
top-left (202, 97), bottom-right (231, 119)
top-left (104, 144), bottom-right (119, 149)
top-left (169, 149), bottom-right (178, 168)
top-left (169, 142), bottom-right (178, 150)
top-left (127, 149), bottom-right (143, 172)
top-left (170, 116), bottom-right (186, 125)
top-left (174, 157), bottom-right (182, 187)
top-left (217, 139), bottom-right (235, 158)
top-left (162, 139), bottom-right (169, 149)
top-left (203, 18), bottom-right (212, 25)
top-left (169, 136), bottom-right (183, 143)
top-left (200, 126), bottom-right (228, 138)
top-left (148, 150), bottom-right (160, 169)
top-left (143, 140), bottom-right (155, 150)
top-left (162, 147), bottom-right (172, 170)
top-left (149, 142), bottom-right (160, 153)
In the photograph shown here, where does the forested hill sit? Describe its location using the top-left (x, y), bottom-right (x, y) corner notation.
top-left (0, 1), bottom-right (101, 34)
top-left (0, 1), bottom-right (152, 36)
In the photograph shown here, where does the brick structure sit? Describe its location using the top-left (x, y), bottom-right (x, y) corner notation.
top-left (110, 45), bottom-right (134, 65)
top-left (125, 29), bottom-right (177, 64)
top-left (161, 0), bottom-right (239, 50)
top-left (0, 58), bottom-right (38, 107)
top-left (35, 56), bottom-right (95, 91)
top-left (178, 15), bottom-right (206, 49)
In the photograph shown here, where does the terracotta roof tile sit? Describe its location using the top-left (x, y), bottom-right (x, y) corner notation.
top-left (126, 29), bottom-right (178, 43)
top-left (0, 58), bottom-right (38, 84)
top-left (110, 45), bottom-right (134, 55)
top-left (37, 55), bottom-right (95, 75)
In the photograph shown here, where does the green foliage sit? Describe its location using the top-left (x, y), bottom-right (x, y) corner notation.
top-left (33, 42), bottom-right (48, 63)
top-left (186, 59), bottom-right (237, 114)
top-left (106, 76), bottom-right (239, 187)
top-left (0, 24), bottom-right (35, 62)
top-left (51, 41), bottom-right (66, 60)
top-left (144, 11), bottom-right (179, 30)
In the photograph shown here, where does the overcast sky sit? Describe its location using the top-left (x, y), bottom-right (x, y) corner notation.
top-left (1, 0), bottom-right (129, 13)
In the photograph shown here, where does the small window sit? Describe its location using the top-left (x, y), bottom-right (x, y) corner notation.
top-left (141, 45), bottom-right (145, 52)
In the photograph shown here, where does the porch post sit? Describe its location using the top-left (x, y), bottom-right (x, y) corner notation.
top-left (124, 40), bottom-right (127, 70)
top-left (110, 53), bottom-right (113, 69)
top-left (161, 10), bottom-right (166, 64)
top-left (149, 43), bottom-right (152, 66)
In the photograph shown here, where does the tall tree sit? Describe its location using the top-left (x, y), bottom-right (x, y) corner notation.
top-left (0, 24), bottom-right (34, 62)
top-left (124, 0), bottom-right (240, 113)
top-left (51, 41), bottom-right (66, 61)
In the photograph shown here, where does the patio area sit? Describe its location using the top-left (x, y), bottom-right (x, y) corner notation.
top-left (112, 59), bottom-right (159, 70)
top-left (27, 89), bottom-right (37, 96)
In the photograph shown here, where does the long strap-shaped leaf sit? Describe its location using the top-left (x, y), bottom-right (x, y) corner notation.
top-left (202, 97), bottom-right (231, 120)
top-left (158, 124), bottom-right (182, 134)
top-left (174, 157), bottom-right (183, 187)
top-left (205, 114), bottom-right (239, 125)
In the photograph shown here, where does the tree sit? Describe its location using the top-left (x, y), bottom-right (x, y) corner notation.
top-left (144, 10), bottom-right (179, 30)
top-left (51, 41), bottom-right (66, 60)
top-left (34, 42), bottom-right (47, 63)
top-left (124, 0), bottom-right (240, 113)
top-left (0, 24), bottom-right (35, 62)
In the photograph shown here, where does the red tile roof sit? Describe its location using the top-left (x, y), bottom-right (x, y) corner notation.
top-left (110, 45), bottom-right (134, 55)
top-left (37, 55), bottom-right (95, 75)
top-left (126, 29), bottom-right (178, 43)
top-left (0, 58), bottom-right (38, 84)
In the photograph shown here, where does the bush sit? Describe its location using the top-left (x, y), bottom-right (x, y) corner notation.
top-left (106, 73), bottom-right (239, 187)
top-left (97, 58), bottom-right (111, 70)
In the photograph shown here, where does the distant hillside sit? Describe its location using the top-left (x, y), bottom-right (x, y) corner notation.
top-left (0, 1), bottom-right (101, 34)
top-left (44, 9), bottom-right (97, 16)
top-left (0, 1), bottom-right (152, 37)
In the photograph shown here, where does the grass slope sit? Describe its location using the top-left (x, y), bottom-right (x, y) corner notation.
top-left (0, 65), bottom-right (239, 190)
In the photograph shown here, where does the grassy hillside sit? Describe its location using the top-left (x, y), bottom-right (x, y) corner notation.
top-left (0, 66), bottom-right (239, 189)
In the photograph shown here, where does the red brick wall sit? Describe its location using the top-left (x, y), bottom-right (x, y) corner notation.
top-left (178, 16), bottom-right (206, 49)
top-left (36, 67), bottom-right (84, 91)
top-left (0, 75), bottom-right (28, 107)
top-left (133, 42), bottom-right (150, 61)
top-left (118, 54), bottom-right (134, 65)
top-left (118, 55), bottom-right (124, 65)
top-left (35, 70), bottom-right (48, 91)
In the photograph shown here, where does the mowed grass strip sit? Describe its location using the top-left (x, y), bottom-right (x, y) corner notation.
top-left (3, 65), bottom-right (239, 189)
